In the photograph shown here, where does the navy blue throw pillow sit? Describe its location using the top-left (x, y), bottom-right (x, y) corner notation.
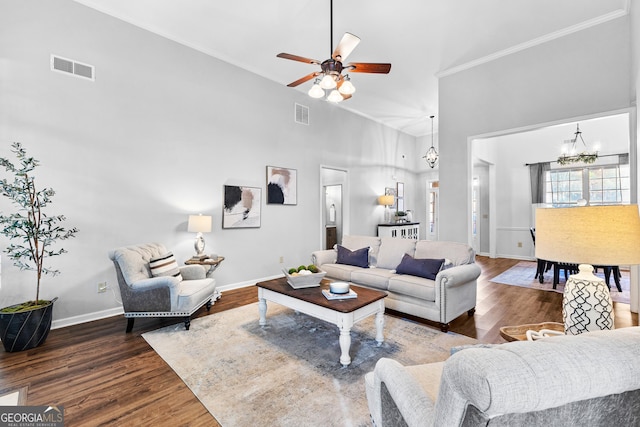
top-left (395, 254), bottom-right (444, 280)
top-left (336, 245), bottom-right (369, 268)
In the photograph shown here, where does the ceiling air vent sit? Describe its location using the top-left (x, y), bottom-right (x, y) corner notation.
top-left (51, 55), bottom-right (95, 81)
top-left (295, 103), bottom-right (309, 125)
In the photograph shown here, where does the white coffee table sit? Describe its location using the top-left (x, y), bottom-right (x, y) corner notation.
top-left (256, 277), bottom-right (386, 366)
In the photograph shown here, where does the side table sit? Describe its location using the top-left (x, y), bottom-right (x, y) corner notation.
top-left (185, 256), bottom-right (225, 278)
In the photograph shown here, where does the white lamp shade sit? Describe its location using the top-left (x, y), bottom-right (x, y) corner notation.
top-left (535, 204), bottom-right (640, 265)
top-left (188, 214), bottom-right (212, 233)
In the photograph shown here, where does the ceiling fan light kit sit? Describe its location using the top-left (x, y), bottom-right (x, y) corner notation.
top-left (277, 0), bottom-right (390, 103)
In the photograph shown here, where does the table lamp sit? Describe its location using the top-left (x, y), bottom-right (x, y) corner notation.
top-left (378, 194), bottom-right (395, 223)
top-left (188, 214), bottom-right (212, 257)
top-left (535, 204), bottom-right (640, 334)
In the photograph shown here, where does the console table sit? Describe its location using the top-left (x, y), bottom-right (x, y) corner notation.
top-left (378, 222), bottom-right (420, 239)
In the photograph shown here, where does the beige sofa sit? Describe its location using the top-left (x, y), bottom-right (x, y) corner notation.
top-left (311, 235), bottom-right (480, 332)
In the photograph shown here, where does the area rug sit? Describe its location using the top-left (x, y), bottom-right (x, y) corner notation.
top-left (142, 302), bottom-right (477, 427)
top-left (490, 261), bottom-right (630, 304)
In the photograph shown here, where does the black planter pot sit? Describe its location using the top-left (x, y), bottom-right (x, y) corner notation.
top-left (0, 298), bottom-right (56, 352)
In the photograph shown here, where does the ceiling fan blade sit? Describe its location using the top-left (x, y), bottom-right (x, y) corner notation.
top-left (277, 53), bottom-right (321, 65)
top-left (346, 62), bottom-right (392, 74)
top-left (286, 72), bottom-right (320, 87)
top-left (332, 32), bottom-right (360, 62)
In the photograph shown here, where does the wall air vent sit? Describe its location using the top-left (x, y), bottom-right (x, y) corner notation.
top-left (51, 55), bottom-right (95, 81)
top-left (295, 103), bottom-right (309, 125)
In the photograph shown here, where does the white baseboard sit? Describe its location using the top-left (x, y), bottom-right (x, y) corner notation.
top-left (495, 254), bottom-right (535, 262)
top-left (52, 306), bottom-right (124, 330)
top-left (51, 275), bottom-right (282, 330)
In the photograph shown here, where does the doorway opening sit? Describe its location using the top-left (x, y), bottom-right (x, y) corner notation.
top-left (321, 166), bottom-right (348, 249)
top-left (427, 180), bottom-right (439, 241)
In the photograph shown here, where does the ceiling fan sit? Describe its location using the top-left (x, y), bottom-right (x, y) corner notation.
top-left (276, 0), bottom-right (391, 102)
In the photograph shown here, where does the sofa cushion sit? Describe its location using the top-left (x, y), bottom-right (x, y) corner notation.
top-left (337, 245), bottom-right (369, 268)
top-left (342, 235), bottom-right (381, 265)
top-left (351, 268), bottom-right (395, 290)
top-left (149, 252), bottom-right (183, 282)
top-left (415, 241), bottom-right (474, 266)
top-left (321, 263), bottom-right (360, 281)
top-left (396, 254), bottom-right (444, 280)
top-left (376, 237), bottom-right (417, 269)
top-left (388, 274), bottom-right (436, 302)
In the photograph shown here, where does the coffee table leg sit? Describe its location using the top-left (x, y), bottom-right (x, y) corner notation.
top-left (339, 328), bottom-right (351, 366)
top-left (375, 310), bottom-right (384, 346)
top-left (258, 297), bottom-right (267, 326)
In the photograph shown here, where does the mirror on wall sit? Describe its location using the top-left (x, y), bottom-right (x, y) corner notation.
top-left (396, 182), bottom-right (404, 212)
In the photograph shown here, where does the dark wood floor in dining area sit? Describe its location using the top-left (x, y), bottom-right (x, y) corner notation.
top-left (1, 256), bottom-right (637, 426)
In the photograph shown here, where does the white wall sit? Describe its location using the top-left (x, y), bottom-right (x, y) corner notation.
top-left (631, 2), bottom-right (640, 313)
top-left (0, 0), bottom-right (417, 325)
top-left (474, 114), bottom-right (630, 260)
top-left (438, 15), bottom-right (632, 244)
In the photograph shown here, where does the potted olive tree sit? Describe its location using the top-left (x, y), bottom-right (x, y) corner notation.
top-left (0, 142), bottom-right (78, 352)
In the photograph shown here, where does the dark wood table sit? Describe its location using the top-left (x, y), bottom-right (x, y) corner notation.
top-left (256, 277), bottom-right (386, 366)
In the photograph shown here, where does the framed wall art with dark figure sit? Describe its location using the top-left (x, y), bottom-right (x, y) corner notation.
top-left (266, 166), bottom-right (297, 205)
top-left (223, 185), bottom-right (261, 228)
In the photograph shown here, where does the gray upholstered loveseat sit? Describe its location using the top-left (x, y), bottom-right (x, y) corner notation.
top-left (365, 326), bottom-right (640, 426)
top-left (311, 235), bottom-right (481, 332)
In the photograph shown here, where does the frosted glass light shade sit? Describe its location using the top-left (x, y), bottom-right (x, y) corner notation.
top-left (535, 205), bottom-right (640, 265)
top-left (320, 74), bottom-right (337, 89)
top-left (326, 90), bottom-right (343, 103)
top-left (308, 83), bottom-right (324, 99)
top-left (338, 80), bottom-right (355, 95)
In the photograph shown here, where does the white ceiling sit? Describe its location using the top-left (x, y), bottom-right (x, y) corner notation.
top-left (72, 0), bottom-right (629, 137)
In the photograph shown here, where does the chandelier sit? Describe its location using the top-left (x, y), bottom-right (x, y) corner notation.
top-left (423, 115), bottom-right (438, 168)
top-left (557, 124), bottom-right (598, 165)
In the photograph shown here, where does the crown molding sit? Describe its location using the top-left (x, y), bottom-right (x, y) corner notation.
top-left (436, 6), bottom-right (630, 79)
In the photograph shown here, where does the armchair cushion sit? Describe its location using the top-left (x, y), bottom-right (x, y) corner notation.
top-left (149, 252), bottom-right (183, 282)
top-left (336, 245), bottom-right (370, 268)
top-left (179, 264), bottom-right (207, 280)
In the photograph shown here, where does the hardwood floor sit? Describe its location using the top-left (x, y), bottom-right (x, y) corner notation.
top-left (0, 256), bottom-right (637, 426)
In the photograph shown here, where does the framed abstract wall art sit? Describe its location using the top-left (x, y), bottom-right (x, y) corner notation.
top-left (266, 166), bottom-right (297, 205)
top-left (223, 185), bottom-right (262, 228)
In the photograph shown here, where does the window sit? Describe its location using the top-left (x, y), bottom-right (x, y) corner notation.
top-left (545, 163), bottom-right (629, 207)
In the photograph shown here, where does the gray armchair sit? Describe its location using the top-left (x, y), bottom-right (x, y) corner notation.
top-left (108, 243), bottom-right (219, 332)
